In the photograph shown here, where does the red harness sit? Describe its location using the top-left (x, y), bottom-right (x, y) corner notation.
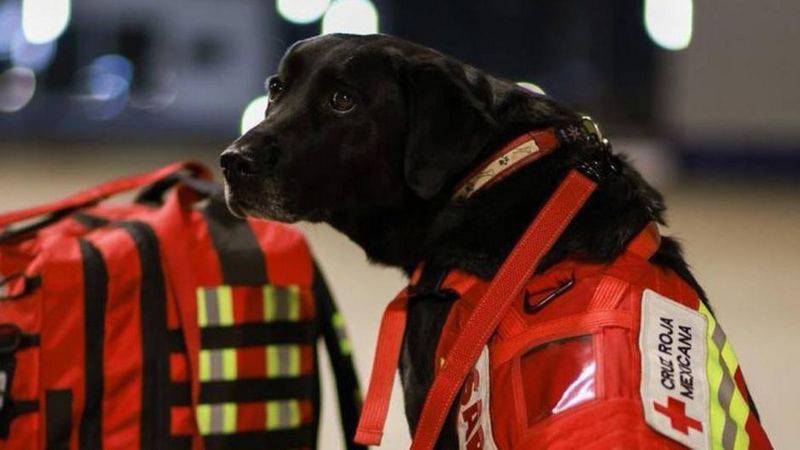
top-left (355, 125), bottom-right (601, 449)
top-left (355, 123), bottom-right (773, 449)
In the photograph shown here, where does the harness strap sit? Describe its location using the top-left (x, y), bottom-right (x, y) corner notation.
top-left (355, 169), bottom-right (597, 447)
top-left (353, 292), bottom-right (409, 444)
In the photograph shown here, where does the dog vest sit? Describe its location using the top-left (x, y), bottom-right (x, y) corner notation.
top-left (355, 121), bottom-right (773, 449)
top-left (0, 162), bottom-right (365, 450)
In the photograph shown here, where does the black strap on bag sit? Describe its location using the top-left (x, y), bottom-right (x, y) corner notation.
top-left (312, 262), bottom-right (367, 450)
top-left (0, 323), bottom-right (40, 439)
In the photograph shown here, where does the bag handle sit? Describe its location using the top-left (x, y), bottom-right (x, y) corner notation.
top-left (0, 161), bottom-right (211, 228)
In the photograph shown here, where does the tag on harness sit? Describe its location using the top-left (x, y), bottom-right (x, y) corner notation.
top-left (639, 289), bottom-right (710, 450)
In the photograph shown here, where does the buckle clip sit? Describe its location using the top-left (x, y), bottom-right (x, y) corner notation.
top-left (580, 115), bottom-right (610, 148)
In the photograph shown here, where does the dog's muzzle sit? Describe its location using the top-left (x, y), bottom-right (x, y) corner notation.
top-left (220, 147), bottom-right (259, 181)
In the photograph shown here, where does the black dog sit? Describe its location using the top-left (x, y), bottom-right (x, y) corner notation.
top-left (221, 34), bottom-right (707, 447)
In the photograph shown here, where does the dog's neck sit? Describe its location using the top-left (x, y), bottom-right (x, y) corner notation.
top-left (329, 129), bottom-right (666, 281)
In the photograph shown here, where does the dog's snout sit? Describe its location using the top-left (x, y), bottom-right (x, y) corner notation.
top-left (220, 148), bottom-right (257, 178)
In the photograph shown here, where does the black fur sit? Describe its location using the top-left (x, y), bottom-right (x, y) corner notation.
top-left (220, 34), bottom-right (708, 447)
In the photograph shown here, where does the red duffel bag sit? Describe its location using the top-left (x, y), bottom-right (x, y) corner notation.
top-left (0, 162), bottom-right (364, 450)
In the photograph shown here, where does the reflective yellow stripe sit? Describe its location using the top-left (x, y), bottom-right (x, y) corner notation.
top-left (199, 349), bottom-right (210, 381)
top-left (217, 286), bottom-right (234, 326)
top-left (263, 285), bottom-right (275, 321)
top-left (197, 288), bottom-right (208, 327)
top-left (699, 304), bottom-right (751, 450)
top-left (196, 404), bottom-right (211, 435)
top-left (199, 348), bottom-right (238, 381)
top-left (266, 345), bottom-right (301, 377)
top-left (195, 403), bottom-right (237, 435)
top-left (266, 400), bottom-right (301, 430)
top-left (223, 348), bottom-right (237, 380)
top-left (287, 286), bottom-right (300, 321)
top-left (703, 319), bottom-right (727, 450)
top-left (222, 403), bottom-right (237, 433)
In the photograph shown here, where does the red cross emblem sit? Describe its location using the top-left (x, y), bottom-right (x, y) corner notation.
top-left (653, 396), bottom-right (703, 434)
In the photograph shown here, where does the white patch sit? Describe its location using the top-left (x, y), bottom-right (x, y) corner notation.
top-left (457, 346), bottom-right (498, 450)
top-left (639, 289), bottom-right (710, 450)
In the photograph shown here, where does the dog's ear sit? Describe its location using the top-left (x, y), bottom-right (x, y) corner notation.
top-left (401, 55), bottom-right (498, 199)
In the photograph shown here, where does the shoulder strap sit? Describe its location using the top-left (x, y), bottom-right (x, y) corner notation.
top-left (311, 262), bottom-right (368, 450)
top-left (410, 169), bottom-right (597, 449)
top-left (0, 161), bottom-right (210, 228)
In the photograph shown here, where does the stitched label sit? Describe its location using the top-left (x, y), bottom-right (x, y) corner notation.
top-left (640, 289), bottom-right (710, 450)
top-left (456, 346), bottom-right (498, 450)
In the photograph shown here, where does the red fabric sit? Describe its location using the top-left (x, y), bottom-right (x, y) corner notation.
top-left (358, 188), bottom-right (772, 450)
top-left (424, 226), bottom-right (773, 449)
top-left (39, 239), bottom-right (85, 450)
top-left (88, 228), bottom-right (145, 450)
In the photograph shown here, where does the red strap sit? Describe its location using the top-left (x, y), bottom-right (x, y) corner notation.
top-left (354, 292), bottom-right (409, 445)
top-left (0, 161), bottom-right (210, 228)
top-left (410, 169), bottom-right (597, 449)
top-left (626, 222), bottom-right (661, 260)
top-left (158, 188), bottom-right (206, 450)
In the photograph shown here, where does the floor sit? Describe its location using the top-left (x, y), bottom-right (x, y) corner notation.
top-left (1, 143), bottom-right (797, 448)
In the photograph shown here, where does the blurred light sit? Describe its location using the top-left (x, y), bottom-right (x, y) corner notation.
top-left (75, 54), bottom-right (133, 120)
top-left (644, 0), bottom-right (692, 51)
top-left (0, 1), bottom-right (22, 58)
top-left (22, 0), bottom-right (71, 44)
top-left (86, 54), bottom-right (133, 101)
top-left (10, 30), bottom-right (56, 71)
top-left (0, 67), bottom-right (36, 113)
top-left (321, 0), bottom-right (379, 35)
top-left (517, 81), bottom-right (546, 95)
top-left (91, 54), bottom-right (134, 83)
top-left (277, 0), bottom-right (330, 24)
top-left (241, 95), bottom-right (268, 134)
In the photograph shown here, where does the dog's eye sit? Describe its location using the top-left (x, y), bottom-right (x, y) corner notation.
top-left (268, 78), bottom-right (285, 100)
top-left (330, 91), bottom-right (356, 112)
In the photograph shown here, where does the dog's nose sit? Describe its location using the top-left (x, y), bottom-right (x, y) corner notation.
top-left (220, 148), bottom-right (257, 178)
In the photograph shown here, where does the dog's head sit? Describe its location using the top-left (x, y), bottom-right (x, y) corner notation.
top-left (221, 34), bottom-right (568, 222)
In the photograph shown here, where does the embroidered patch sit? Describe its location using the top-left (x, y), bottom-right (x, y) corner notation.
top-left (457, 346), bottom-right (498, 450)
top-left (640, 289), bottom-right (710, 450)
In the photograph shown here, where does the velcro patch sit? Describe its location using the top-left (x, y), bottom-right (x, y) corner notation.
top-left (457, 346), bottom-right (498, 450)
top-left (639, 289), bottom-right (710, 450)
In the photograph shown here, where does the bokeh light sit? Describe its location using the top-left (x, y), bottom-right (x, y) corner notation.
top-left (0, 1), bottom-right (22, 58)
top-left (277, 0), bottom-right (331, 24)
top-left (21, 0), bottom-right (71, 44)
top-left (321, 0), bottom-right (379, 35)
top-left (76, 54), bottom-right (133, 120)
top-left (10, 31), bottom-right (56, 72)
top-left (644, 0), bottom-right (693, 51)
top-left (0, 67), bottom-right (36, 113)
top-left (241, 95), bottom-right (268, 134)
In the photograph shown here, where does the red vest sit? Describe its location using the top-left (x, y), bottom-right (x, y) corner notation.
top-left (355, 126), bottom-right (773, 450)
top-left (416, 225), bottom-right (772, 449)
